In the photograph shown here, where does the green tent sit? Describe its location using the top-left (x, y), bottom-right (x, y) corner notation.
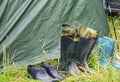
top-left (0, 0), bottom-right (109, 69)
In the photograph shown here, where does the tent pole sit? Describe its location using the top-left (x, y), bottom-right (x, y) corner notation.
top-left (108, 5), bottom-right (119, 52)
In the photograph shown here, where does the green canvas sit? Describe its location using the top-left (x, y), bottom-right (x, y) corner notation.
top-left (0, 0), bottom-right (109, 69)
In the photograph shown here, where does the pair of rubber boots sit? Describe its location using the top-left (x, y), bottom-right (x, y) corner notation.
top-left (97, 37), bottom-right (120, 69)
top-left (59, 25), bottom-right (98, 74)
top-left (27, 62), bottom-right (64, 82)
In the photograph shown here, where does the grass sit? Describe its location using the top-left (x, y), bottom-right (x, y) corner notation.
top-left (108, 15), bottom-right (120, 52)
top-left (0, 15), bottom-right (120, 82)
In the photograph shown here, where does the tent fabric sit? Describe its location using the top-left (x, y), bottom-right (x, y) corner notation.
top-left (0, 0), bottom-right (109, 68)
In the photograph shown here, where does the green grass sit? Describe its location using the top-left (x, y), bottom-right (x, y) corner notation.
top-left (1, 53), bottom-right (120, 82)
top-left (0, 15), bottom-right (120, 82)
top-left (108, 15), bottom-right (120, 52)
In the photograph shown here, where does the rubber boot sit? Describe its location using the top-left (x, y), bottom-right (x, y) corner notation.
top-left (59, 36), bottom-right (80, 72)
top-left (97, 37), bottom-right (115, 67)
top-left (97, 37), bottom-right (120, 69)
top-left (74, 37), bottom-right (96, 72)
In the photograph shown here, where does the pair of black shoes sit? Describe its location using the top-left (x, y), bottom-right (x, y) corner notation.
top-left (27, 62), bottom-right (64, 81)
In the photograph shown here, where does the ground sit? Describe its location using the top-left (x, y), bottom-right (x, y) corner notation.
top-left (0, 15), bottom-right (120, 82)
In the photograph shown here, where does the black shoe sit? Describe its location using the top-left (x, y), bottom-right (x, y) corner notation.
top-left (41, 62), bottom-right (65, 79)
top-left (27, 65), bottom-right (54, 81)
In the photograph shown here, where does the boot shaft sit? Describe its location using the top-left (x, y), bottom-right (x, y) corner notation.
top-left (60, 36), bottom-right (76, 71)
top-left (74, 37), bottom-right (96, 66)
top-left (60, 36), bottom-right (96, 71)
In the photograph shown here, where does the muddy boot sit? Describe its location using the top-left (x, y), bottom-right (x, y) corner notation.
top-left (59, 36), bottom-right (77, 71)
top-left (74, 37), bottom-right (96, 72)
